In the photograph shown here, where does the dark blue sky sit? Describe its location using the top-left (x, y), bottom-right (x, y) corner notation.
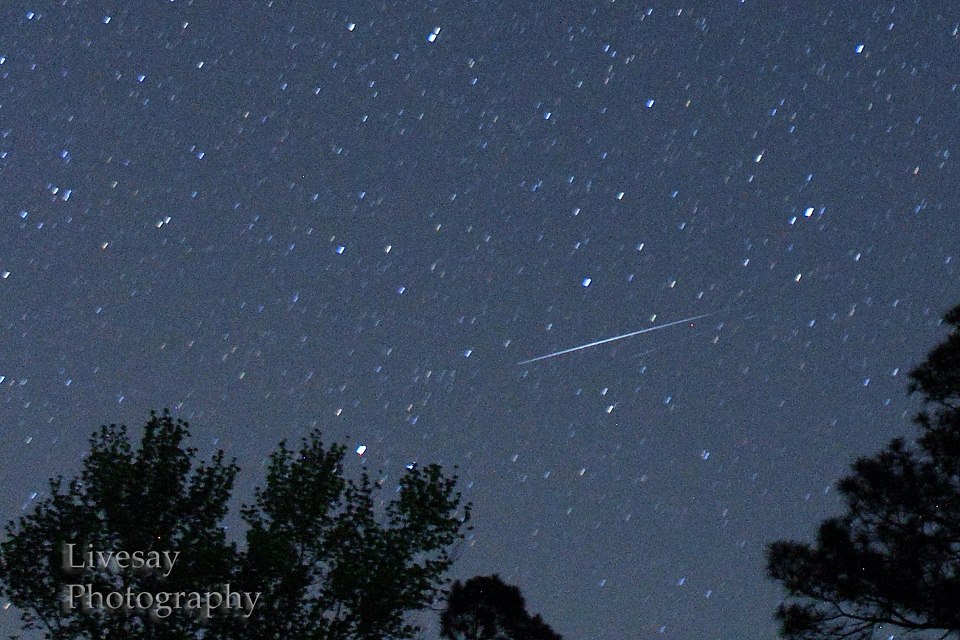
top-left (1, 1), bottom-right (959, 638)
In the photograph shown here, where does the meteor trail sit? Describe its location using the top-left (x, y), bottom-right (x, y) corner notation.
top-left (517, 312), bottom-right (715, 365)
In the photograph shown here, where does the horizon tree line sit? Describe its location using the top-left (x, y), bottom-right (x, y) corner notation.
top-left (3, 301), bottom-right (960, 639)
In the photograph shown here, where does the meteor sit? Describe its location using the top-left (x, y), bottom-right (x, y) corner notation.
top-left (517, 312), bottom-right (714, 365)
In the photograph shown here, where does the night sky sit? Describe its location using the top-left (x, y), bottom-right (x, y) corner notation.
top-left (2, 1), bottom-right (959, 638)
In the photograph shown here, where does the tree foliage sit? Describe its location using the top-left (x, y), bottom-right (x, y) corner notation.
top-left (0, 410), bottom-right (470, 639)
top-left (439, 574), bottom-right (562, 640)
top-left (767, 303), bottom-right (960, 640)
top-left (230, 436), bottom-right (469, 640)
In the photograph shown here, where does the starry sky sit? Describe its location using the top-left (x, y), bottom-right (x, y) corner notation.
top-left (1, 1), bottom-right (959, 638)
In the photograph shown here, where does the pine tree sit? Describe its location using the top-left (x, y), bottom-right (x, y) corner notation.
top-left (767, 304), bottom-right (960, 639)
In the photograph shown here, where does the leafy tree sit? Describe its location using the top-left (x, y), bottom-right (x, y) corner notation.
top-left (767, 303), bottom-right (960, 640)
top-left (0, 410), bottom-right (238, 639)
top-left (0, 410), bottom-right (471, 639)
top-left (439, 574), bottom-right (562, 640)
top-left (226, 434), bottom-right (470, 640)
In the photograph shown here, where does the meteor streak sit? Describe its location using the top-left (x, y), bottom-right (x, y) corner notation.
top-left (517, 312), bottom-right (715, 365)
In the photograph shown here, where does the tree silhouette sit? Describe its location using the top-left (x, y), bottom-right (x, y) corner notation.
top-left (767, 303), bottom-right (960, 640)
top-left (227, 433), bottom-right (470, 640)
top-left (0, 410), bottom-right (471, 639)
top-left (439, 574), bottom-right (562, 640)
top-left (0, 411), bottom-right (238, 639)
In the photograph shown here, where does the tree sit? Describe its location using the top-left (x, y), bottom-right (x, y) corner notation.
top-left (0, 410), bottom-right (471, 639)
top-left (439, 575), bottom-right (562, 640)
top-left (227, 434), bottom-right (470, 640)
top-left (0, 411), bottom-right (238, 639)
top-left (767, 303), bottom-right (960, 640)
